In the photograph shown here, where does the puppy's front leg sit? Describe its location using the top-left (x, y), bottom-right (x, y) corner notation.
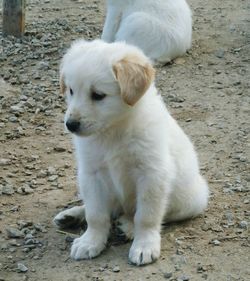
top-left (129, 179), bottom-right (167, 266)
top-left (71, 175), bottom-right (111, 260)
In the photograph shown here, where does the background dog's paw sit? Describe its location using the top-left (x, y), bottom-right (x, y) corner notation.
top-left (116, 215), bottom-right (134, 240)
top-left (53, 206), bottom-right (85, 228)
top-left (128, 234), bottom-right (161, 266)
top-left (70, 235), bottom-right (105, 260)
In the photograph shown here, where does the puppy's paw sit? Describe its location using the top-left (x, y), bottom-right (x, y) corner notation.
top-left (129, 232), bottom-right (161, 266)
top-left (70, 233), bottom-right (106, 260)
top-left (53, 206), bottom-right (85, 228)
top-left (117, 215), bottom-right (134, 240)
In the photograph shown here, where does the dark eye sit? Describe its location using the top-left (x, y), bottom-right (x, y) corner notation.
top-left (70, 88), bottom-right (73, 96)
top-left (91, 91), bottom-right (106, 101)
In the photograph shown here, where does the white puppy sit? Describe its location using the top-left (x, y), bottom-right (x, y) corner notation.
top-left (101, 0), bottom-right (192, 63)
top-left (54, 39), bottom-right (209, 265)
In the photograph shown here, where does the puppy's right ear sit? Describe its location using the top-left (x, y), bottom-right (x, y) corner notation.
top-left (59, 73), bottom-right (66, 95)
top-left (113, 54), bottom-right (155, 106)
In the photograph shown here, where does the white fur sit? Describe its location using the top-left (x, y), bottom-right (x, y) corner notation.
top-left (55, 40), bottom-right (209, 265)
top-left (101, 0), bottom-right (192, 62)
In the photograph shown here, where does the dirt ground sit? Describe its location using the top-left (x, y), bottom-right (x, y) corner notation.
top-left (0, 0), bottom-right (249, 280)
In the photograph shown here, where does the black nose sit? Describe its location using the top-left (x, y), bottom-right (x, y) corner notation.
top-left (66, 120), bottom-right (80, 133)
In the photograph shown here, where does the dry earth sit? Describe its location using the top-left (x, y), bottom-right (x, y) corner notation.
top-left (0, 0), bottom-right (249, 280)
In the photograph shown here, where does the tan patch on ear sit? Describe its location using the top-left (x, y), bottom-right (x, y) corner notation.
top-left (59, 74), bottom-right (66, 95)
top-left (113, 54), bottom-right (155, 106)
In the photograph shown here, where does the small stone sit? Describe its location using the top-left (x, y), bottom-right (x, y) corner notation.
top-left (37, 170), bottom-right (47, 178)
top-left (17, 220), bottom-right (33, 229)
top-left (37, 61), bottom-right (50, 70)
top-left (17, 263), bottom-right (28, 273)
top-left (175, 58), bottom-right (186, 65)
top-left (164, 272), bottom-right (173, 279)
top-left (48, 175), bottom-right (58, 182)
top-left (10, 105), bottom-right (24, 114)
top-left (99, 267), bottom-right (105, 272)
top-left (2, 184), bottom-right (15, 195)
top-left (54, 146), bottom-right (66, 152)
top-left (24, 239), bottom-right (36, 245)
top-left (25, 98), bottom-right (35, 108)
top-left (238, 221), bottom-right (248, 229)
top-left (210, 239), bottom-right (220, 246)
top-left (48, 166), bottom-right (57, 175)
top-left (34, 223), bottom-right (47, 233)
top-left (215, 49), bottom-right (225, 58)
top-left (25, 233), bottom-right (34, 240)
top-left (9, 116), bottom-right (18, 122)
top-left (0, 159), bottom-right (11, 166)
top-left (112, 266), bottom-right (120, 272)
top-left (17, 184), bottom-right (34, 195)
top-left (6, 227), bottom-right (24, 238)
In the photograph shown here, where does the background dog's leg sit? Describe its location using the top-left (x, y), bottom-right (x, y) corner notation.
top-left (101, 5), bottom-right (121, 42)
top-left (129, 179), bottom-right (168, 266)
top-left (53, 205), bottom-right (85, 228)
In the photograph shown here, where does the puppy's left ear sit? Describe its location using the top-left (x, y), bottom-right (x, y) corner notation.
top-left (113, 54), bottom-right (155, 106)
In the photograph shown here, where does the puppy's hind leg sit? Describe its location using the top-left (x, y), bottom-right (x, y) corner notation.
top-left (117, 215), bottom-right (134, 240)
top-left (53, 205), bottom-right (85, 228)
top-left (165, 176), bottom-right (209, 223)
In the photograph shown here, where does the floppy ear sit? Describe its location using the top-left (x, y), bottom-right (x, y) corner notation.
top-left (59, 73), bottom-right (66, 95)
top-left (113, 54), bottom-right (155, 106)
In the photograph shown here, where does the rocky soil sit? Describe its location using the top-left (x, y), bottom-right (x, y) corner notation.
top-left (0, 0), bottom-right (249, 280)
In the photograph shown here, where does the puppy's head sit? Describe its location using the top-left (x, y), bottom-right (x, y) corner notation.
top-left (60, 39), bottom-right (155, 136)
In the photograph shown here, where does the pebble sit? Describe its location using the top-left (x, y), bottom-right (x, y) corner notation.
top-left (6, 227), bottom-right (24, 239)
top-left (17, 184), bottom-right (34, 195)
top-left (0, 158), bottom-right (11, 166)
top-left (164, 272), bottom-right (173, 279)
top-left (25, 233), bottom-right (34, 240)
top-left (177, 275), bottom-right (190, 281)
top-left (238, 221), bottom-right (248, 229)
top-left (10, 105), bottom-right (24, 114)
top-left (54, 146), bottom-right (66, 152)
top-left (47, 166), bottom-right (57, 175)
top-left (215, 49), bottom-right (225, 58)
top-left (48, 175), bottom-right (58, 182)
top-left (210, 239), bottom-right (221, 246)
top-left (112, 266), bottom-right (120, 272)
top-left (2, 184), bottom-right (15, 195)
top-left (17, 263), bottom-right (28, 273)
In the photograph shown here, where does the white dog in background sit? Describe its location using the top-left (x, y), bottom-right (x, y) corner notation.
top-left (101, 0), bottom-right (192, 63)
top-left (54, 40), bottom-right (208, 265)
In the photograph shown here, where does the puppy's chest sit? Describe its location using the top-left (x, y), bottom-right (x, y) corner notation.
top-left (89, 137), bottom-right (146, 209)
top-left (97, 142), bottom-right (139, 205)
top-left (107, 153), bottom-right (137, 213)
